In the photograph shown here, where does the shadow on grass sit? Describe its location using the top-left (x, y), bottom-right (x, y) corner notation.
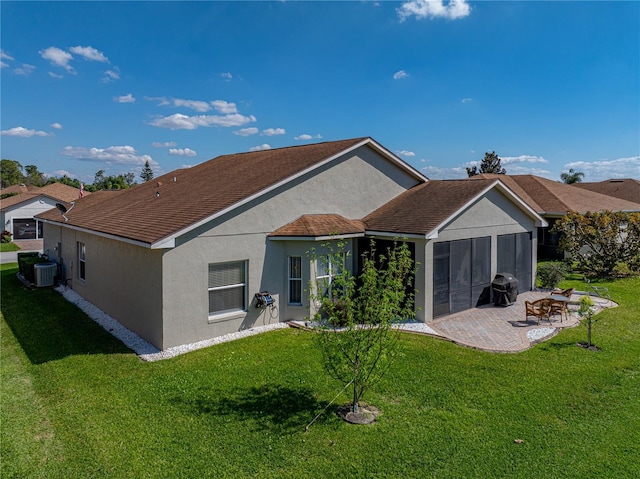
top-left (1, 266), bottom-right (131, 364)
top-left (173, 384), bottom-right (333, 433)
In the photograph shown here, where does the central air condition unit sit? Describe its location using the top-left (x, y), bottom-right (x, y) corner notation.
top-left (35, 263), bottom-right (57, 287)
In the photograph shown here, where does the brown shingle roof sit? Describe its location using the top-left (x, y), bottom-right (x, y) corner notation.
top-left (364, 179), bottom-right (503, 236)
top-left (573, 179), bottom-right (640, 203)
top-left (270, 214), bottom-right (366, 238)
top-left (470, 174), bottom-right (640, 214)
top-left (38, 138), bottom-right (384, 246)
top-left (1, 183), bottom-right (86, 210)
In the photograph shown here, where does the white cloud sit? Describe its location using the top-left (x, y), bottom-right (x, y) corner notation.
top-left (262, 128), bottom-right (286, 136)
top-left (61, 145), bottom-right (156, 166)
top-left (1, 126), bottom-right (52, 137)
top-left (0, 61), bottom-right (8, 69)
top-left (294, 133), bottom-right (322, 141)
top-left (250, 144), bottom-right (271, 151)
top-left (565, 156), bottom-right (640, 181)
top-left (421, 164), bottom-right (468, 180)
top-left (169, 148), bottom-right (197, 157)
top-left (234, 127), bottom-right (259, 136)
top-left (398, 0), bottom-right (471, 21)
top-left (174, 99), bottom-right (212, 112)
top-left (221, 72), bottom-right (233, 81)
top-left (398, 150), bottom-right (415, 157)
top-left (211, 100), bottom-right (238, 114)
top-left (461, 97), bottom-right (473, 103)
top-left (51, 123), bottom-right (63, 130)
top-left (13, 64), bottom-right (35, 76)
top-left (150, 113), bottom-right (256, 130)
top-left (40, 46), bottom-right (75, 72)
top-left (103, 68), bottom-right (120, 83)
top-left (393, 70), bottom-right (408, 80)
top-left (0, 50), bottom-right (14, 61)
top-left (48, 72), bottom-right (64, 79)
top-left (69, 46), bottom-right (109, 63)
top-left (114, 93), bottom-right (136, 103)
top-left (501, 155), bottom-right (549, 165)
top-left (151, 141), bottom-right (177, 147)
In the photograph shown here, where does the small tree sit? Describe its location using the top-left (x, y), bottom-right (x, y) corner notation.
top-left (140, 160), bottom-right (154, 182)
top-left (577, 295), bottom-right (597, 349)
top-left (537, 262), bottom-right (568, 289)
top-left (309, 239), bottom-right (416, 419)
top-left (560, 168), bottom-right (585, 184)
top-left (466, 151), bottom-right (506, 177)
top-left (551, 211), bottom-right (640, 278)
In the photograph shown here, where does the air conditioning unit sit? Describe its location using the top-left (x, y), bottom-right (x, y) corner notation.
top-left (35, 263), bottom-right (57, 287)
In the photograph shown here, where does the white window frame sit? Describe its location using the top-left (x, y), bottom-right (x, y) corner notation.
top-left (77, 242), bottom-right (86, 281)
top-left (208, 260), bottom-right (248, 318)
top-left (288, 256), bottom-right (302, 305)
top-left (316, 253), bottom-right (345, 299)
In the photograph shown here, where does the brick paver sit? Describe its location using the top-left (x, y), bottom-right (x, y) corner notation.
top-left (428, 291), bottom-right (614, 353)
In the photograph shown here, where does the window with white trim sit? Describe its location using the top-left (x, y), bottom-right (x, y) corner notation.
top-left (77, 242), bottom-right (86, 281)
top-left (316, 253), bottom-right (345, 299)
top-left (288, 256), bottom-right (302, 305)
top-left (208, 261), bottom-right (247, 316)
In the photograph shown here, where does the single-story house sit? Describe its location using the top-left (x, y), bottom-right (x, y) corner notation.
top-left (38, 137), bottom-right (546, 350)
top-left (573, 178), bottom-right (640, 204)
top-left (469, 174), bottom-right (640, 259)
top-left (1, 183), bottom-right (85, 241)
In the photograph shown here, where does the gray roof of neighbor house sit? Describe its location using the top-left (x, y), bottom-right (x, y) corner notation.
top-left (470, 174), bottom-right (640, 215)
top-left (0, 182), bottom-right (87, 211)
top-left (363, 178), bottom-right (544, 237)
top-left (38, 137), bottom-right (426, 248)
top-left (573, 178), bottom-right (640, 204)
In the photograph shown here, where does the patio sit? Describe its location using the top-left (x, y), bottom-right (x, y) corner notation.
top-left (412, 290), bottom-right (616, 353)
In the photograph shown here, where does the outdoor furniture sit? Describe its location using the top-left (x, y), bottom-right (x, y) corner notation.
top-left (548, 294), bottom-right (570, 322)
top-left (585, 278), bottom-right (612, 305)
top-left (525, 298), bottom-right (553, 325)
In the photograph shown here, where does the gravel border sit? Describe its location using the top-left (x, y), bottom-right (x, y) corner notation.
top-left (55, 286), bottom-right (289, 362)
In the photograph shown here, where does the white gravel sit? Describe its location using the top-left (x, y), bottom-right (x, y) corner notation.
top-left (526, 327), bottom-right (556, 342)
top-left (55, 286), bottom-right (289, 362)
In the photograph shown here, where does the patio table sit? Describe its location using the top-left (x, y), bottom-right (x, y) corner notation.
top-left (549, 294), bottom-right (570, 322)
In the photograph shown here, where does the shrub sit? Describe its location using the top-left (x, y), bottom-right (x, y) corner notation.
top-left (537, 262), bottom-right (568, 289)
top-left (1, 230), bottom-right (12, 243)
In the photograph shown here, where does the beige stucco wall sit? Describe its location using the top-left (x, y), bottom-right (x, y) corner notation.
top-left (158, 148), bottom-right (414, 347)
top-left (421, 188), bottom-right (539, 321)
top-left (43, 223), bottom-right (165, 348)
top-left (159, 146), bottom-right (420, 348)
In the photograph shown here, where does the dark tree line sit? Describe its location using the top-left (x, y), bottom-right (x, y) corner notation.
top-left (1, 159), bottom-right (155, 192)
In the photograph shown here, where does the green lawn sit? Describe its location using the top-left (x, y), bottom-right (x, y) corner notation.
top-left (0, 242), bottom-right (20, 252)
top-left (2, 263), bottom-right (639, 478)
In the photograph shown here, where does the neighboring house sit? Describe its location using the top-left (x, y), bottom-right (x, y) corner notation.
top-left (469, 174), bottom-right (640, 258)
top-left (38, 138), bottom-right (545, 350)
top-left (573, 178), bottom-right (640, 204)
top-left (0, 183), bottom-right (85, 240)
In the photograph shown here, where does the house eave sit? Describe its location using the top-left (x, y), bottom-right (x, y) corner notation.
top-left (40, 218), bottom-right (156, 249)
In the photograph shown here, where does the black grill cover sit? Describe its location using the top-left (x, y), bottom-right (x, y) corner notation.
top-left (492, 273), bottom-right (518, 306)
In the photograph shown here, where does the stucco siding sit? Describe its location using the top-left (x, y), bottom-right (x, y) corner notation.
top-left (3, 197), bottom-right (58, 237)
top-left (159, 146), bottom-right (419, 348)
top-left (43, 223), bottom-right (165, 349)
top-left (422, 188), bottom-right (539, 321)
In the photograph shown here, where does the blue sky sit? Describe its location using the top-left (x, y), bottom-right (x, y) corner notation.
top-left (2, 1), bottom-right (639, 184)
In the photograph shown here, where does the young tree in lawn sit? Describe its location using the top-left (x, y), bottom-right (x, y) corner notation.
top-left (466, 151), bottom-right (506, 177)
top-left (309, 239), bottom-right (416, 418)
top-left (551, 211), bottom-right (640, 278)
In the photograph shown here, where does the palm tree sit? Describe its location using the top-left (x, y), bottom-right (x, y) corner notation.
top-left (560, 168), bottom-right (584, 184)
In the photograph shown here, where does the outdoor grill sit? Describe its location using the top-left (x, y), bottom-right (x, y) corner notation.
top-left (492, 273), bottom-right (519, 306)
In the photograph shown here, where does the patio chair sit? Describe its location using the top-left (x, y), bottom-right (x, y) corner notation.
top-left (585, 278), bottom-right (612, 304)
top-left (549, 288), bottom-right (574, 322)
top-left (525, 298), bottom-right (553, 325)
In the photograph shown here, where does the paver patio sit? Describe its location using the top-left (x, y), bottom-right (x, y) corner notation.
top-left (422, 290), bottom-right (615, 353)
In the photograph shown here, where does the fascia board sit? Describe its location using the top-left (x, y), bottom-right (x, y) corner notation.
top-left (364, 230), bottom-right (426, 240)
top-left (39, 218), bottom-right (155, 249)
top-left (269, 233), bottom-right (365, 242)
